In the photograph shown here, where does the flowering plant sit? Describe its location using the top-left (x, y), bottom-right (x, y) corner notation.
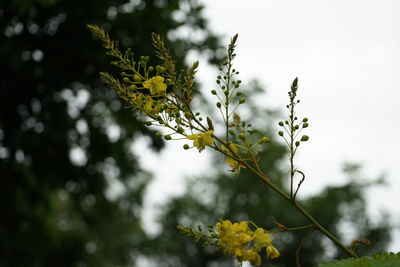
top-left (87, 25), bottom-right (390, 266)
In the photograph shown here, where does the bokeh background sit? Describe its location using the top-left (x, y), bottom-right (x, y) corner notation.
top-left (1, 0), bottom-right (399, 266)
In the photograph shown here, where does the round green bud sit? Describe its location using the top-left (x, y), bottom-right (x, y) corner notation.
top-left (164, 135), bottom-right (172, 140)
top-left (199, 117), bottom-right (203, 121)
top-left (184, 112), bottom-right (191, 119)
top-left (183, 144), bottom-right (190, 150)
top-left (295, 141), bottom-right (300, 146)
top-left (239, 98), bottom-right (246, 104)
top-left (156, 65), bottom-right (164, 73)
top-left (278, 131), bottom-right (284, 136)
top-left (278, 121), bottom-right (284, 126)
top-left (303, 122), bottom-right (309, 128)
top-left (148, 66), bottom-right (154, 72)
top-left (128, 84), bottom-right (137, 90)
top-left (133, 74), bottom-right (141, 82)
top-left (228, 130), bottom-right (235, 135)
top-left (123, 77), bottom-right (130, 83)
top-left (295, 125), bottom-right (299, 130)
top-left (239, 133), bottom-right (246, 140)
top-left (211, 90), bottom-right (217, 95)
top-left (177, 126), bottom-right (184, 134)
top-left (217, 75), bottom-right (221, 79)
top-left (216, 102), bottom-right (222, 108)
top-left (301, 135), bottom-right (309, 142)
top-left (155, 132), bottom-right (161, 136)
top-left (236, 92), bottom-right (242, 96)
top-left (195, 112), bottom-right (200, 116)
top-left (224, 90), bottom-right (229, 96)
top-left (303, 118), bottom-right (308, 122)
top-left (145, 121), bottom-right (152, 126)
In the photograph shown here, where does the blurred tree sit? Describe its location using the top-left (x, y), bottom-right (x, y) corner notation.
top-left (144, 84), bottom-right (391, 267)
top-left (0, 0), bottom-right (221, 266)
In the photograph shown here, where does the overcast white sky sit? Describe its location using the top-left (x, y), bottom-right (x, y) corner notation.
top-left (137, 0), bottom-right (400, 251)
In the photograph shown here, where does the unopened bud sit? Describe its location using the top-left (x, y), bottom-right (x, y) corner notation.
top-left (303, 122), bottom-right (309, 128)
top-left (295, 141), bottom-right (300, 146)
top-left (239, 98), bottom-right (246, 104)
top-left (164, 135), bottom-right (172, 140)
top-left (216, 102), bottom-right (222, 108)
top-left (133, 74), bottom-right (141, 82)
top-left (239, 133), bottom-right (246, 140)
top-left (301, 135), bottom-right (309, 142)
top-left (183, 144), bottom-right (189, 150)
top-left (278, 131), bottom-right (284, 136)
top-left (211, 90), bottom-right (217, 95)
top-left (123, 77), bottom-right (130, 83)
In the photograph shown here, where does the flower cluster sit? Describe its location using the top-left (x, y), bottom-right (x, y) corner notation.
top-left (216, 220), bottom-right (280, 266)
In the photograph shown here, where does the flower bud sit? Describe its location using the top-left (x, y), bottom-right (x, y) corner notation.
top-left (183, 144), bottom-right (189, 150)
top-left (148, 66), bottom-right (154, 72)
top-left (164, 135), bottom-right (172, 140)
top-left (278, 131), bottom-right (284, 136)
top-left (300, 135), bottom-right (309, 141)
top-left (128, 84), bottom-right (137, 90)
top-left (303, 122), bottom-right (309, 128)
top-left (295, 141), bottom-right (300, 146)
top-left (278, 121), bottom-right (284, 126)
top-left (133, 74), bottom-right (141, 82)
top-left (239, 133), bottom-right (246, 140)
top-left (216, 102), bottom-right (222, 108)
top-left (123, 77), bottom-right (130, 83)
top-left (239, 98), bottom-right (246, 104)
top-left (177, 126), bottom-right (184, 134)
top-left (211, 90), bottom-right (217, 95)
top-left (303, 117), bottom-right (308, 122)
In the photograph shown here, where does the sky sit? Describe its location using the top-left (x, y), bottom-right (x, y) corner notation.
top-left (136, 0), bottom-right (400, 251)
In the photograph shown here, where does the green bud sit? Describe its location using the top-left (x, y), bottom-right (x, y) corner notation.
top-left (239, 98), bottom-right (246, 104)
top-left (123, 77), bottom-right (130, 83)
top-left (216, 102), bottom-right (222, 108)
top-left (303, 118), bottom-right (308, 122)
top-left (148, 66), bottom-right (154, 72)
top-left (239, 133), bottom-right (246, 140)
top-left (224, 90), bottom-right (229, 96)
top-left (211, 90), bottom-right (217, 95)
top-left (303, 122), bottom-right (309, 128)
top-left (164, 135), bottom-right (172, 140)
top-left (207, 117), bottom-right (214, 130)
top-left (278, 131), bottom-right (284, 136)
top-left (236, 92), bottom-right (242, 96)
top-left (183, 144), bottom-right (190, 150)
top-left (133, 74), bottom-right (141, 82)
top-left (278, 121), bottom-right (284, 126)
top-left (155, 132), bottom-right (161, 136)
top-left (295, 141), bottom-right (300, 146)
top-left (128, 84), bottom-right (137, 90)
top-left (295, 125), bottom-right (299, 130)
top-left (177, 126), bottom-right (184, 134)
top-left (145, 121), bottom-right (152, 126)
top-left (184, 112), bottom-right (191, 119)
top-left (301, 135), bottom-right (309, 142)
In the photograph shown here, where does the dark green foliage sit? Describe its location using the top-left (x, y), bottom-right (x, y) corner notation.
top-left (319, 253), bottom-right (400, 267)
top-left (0, 0), bottom-right (220, 266)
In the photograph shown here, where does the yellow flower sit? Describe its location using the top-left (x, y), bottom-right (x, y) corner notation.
top-left (186, 130), bottom-right (214, 152)
top-left (266, 245), bottom-right (280, 259)
top-left (221, 143), bottom-right (245, 172)
top-left (143, 76), bottom-right (167, 95)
